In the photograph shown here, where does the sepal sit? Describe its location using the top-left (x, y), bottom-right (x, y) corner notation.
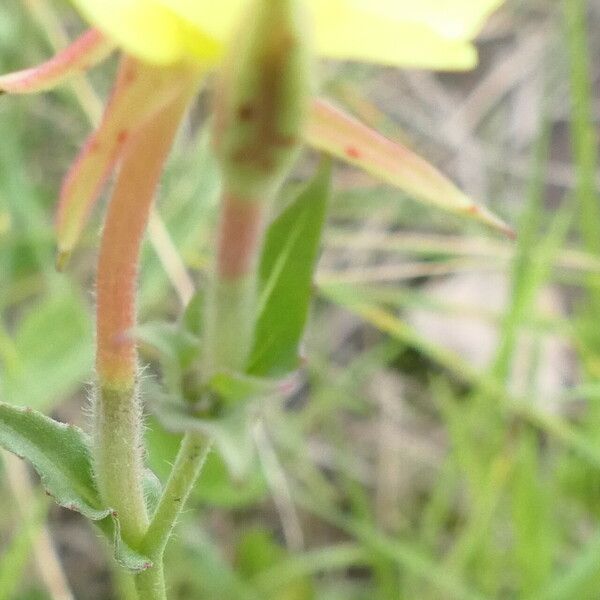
top-left (306, 99), bottom-right (514, 238)
top-left (0, 29), bottom-right (113, 95)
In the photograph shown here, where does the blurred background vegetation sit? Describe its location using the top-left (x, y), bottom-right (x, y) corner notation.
top-left (2, 0), bottom-right (600, 598)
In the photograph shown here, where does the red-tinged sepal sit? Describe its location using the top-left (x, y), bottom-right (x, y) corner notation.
top-left (0, 29), bottom-right (113, 95)
top-left (306, 99), bottom-right (515, 239)
top-left (55, 58), bottom-right (203, 269)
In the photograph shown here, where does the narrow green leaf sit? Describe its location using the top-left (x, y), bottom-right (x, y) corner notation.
top-left (182, 287), bottom-right (205, 337)
top-left (534, 528), bottom-right (600, 600)
top-left (236, 529), bottom-right (314, 599)
top-left (248, 162), bottom-right (332, 376)
top-left (512, 433), bottom-right (554, 596)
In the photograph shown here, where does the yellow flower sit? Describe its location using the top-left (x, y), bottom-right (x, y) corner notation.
top-left (70, 0), bottom-right (503, 69)
top-left (0, 0), bottom-right (513, 389)
top-left (0, 0), bottom-right (512, 265)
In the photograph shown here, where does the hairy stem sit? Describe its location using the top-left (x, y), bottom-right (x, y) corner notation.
top-left (141, 434), bottom-right (212, 556)
top-left (137, 1), bottom-right (312, 594)
top-left (93, 88), bottom-right (192, 599)
top-left (138, 191), bottom-right (265, 572)
top-left (133, 560), bottom-right (166, 600)
top-left (94, 386), bottom-right (148, 545)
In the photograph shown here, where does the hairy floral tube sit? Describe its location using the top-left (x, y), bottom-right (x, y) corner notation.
top-left (94, 83), bottom-right (196, 549)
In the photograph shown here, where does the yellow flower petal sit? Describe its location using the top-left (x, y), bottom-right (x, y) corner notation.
top-left (310, 1), bottom-right (480, 69)
top-left (70, 0), bottom-right (503, 69)
top-left (69, 0), bottom-right (208, 64)
top-left (155, 0), bottom-right (244, 41)
top-left (352, 0), bottom-right (504, 40)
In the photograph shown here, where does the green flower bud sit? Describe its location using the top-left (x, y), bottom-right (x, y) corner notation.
top-left (213, 0), bottom-right (313, 202)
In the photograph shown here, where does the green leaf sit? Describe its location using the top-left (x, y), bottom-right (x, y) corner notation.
top-left (182, 287), bottom-right (205, 337)
top-left (209, 371), bottom-right (295, 404)
top-left (0, 402), bottom-right (154, 572)
top-left (155, 396), bottom-right (256, 479)
top-left (136, 319), bottom-right (202, 370)
top-left (236, 529), bottom-right (314, 600)
top-left (0, 492), bottom-right (48, 600)
top-left (135, 320), bottom-right (200, 394)
top-left (248, 162), bottom-right (332, 376)
top-left (0, 402), bottom-right (109, 520)
top-left (144, 467), bottom-right (163, 517)
top-left (96, 517), bottom-right (154, 572)
top-left (2, 286), bottom-right (93, 410)
top-left (146, 417), bottom-right (267, 509)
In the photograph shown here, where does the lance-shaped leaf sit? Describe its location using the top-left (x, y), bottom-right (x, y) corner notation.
top-left (0, 29), bottom-right (113, 94)
top-left (0, 402), bottom-right (154, 572)
top-left (247, 162), bottom-right (332, 376)
top-left (55, 58), bottom-right (202, 268)
top-left (306, 99), bottom-right (514, 238)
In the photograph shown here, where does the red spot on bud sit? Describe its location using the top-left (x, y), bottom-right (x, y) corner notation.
top-left (123, 64), bottom-right (137, 85)
top-left (345, 146), bottom-right (361, 159)
top-left (117, 130), bottom-right (129, 144)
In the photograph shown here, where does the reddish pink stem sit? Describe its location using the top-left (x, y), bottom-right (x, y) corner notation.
top-left (96, 92), bottom-right (190, 388)
top-left (216, 194), bottom-right (264, 280)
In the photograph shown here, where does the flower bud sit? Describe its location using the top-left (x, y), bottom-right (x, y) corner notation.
top-left (213, 0), bottom-right (313, 202)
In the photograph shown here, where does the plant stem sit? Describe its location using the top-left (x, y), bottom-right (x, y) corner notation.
top-left (140, 434), bottom-right (212, 556)
top-left (135, 2), bottom-right (313, 593)
top-left (93, 89), bottom-right (192, 597)
top-left (136, 192), bottom-right (267, 593)
top-left (134, 434), bottom-right (212, 598)
top-left (137, 190), bottom-right (265, 563)
top-left (134, 435), bottom-right (211, 598)
top-left (203, 192), bottom-right (266, 375)
top-left (133, 559), bottom-right (166, 600)
top-left (113, 569), bottom-right (139, 600)
top-left (94, 386), bottom-right (149, 545)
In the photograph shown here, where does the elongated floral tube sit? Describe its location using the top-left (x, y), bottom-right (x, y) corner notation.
top-left (205, 0), bottom-right (313, 375)
top-left (94, 83), bottom-right (196, 549)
